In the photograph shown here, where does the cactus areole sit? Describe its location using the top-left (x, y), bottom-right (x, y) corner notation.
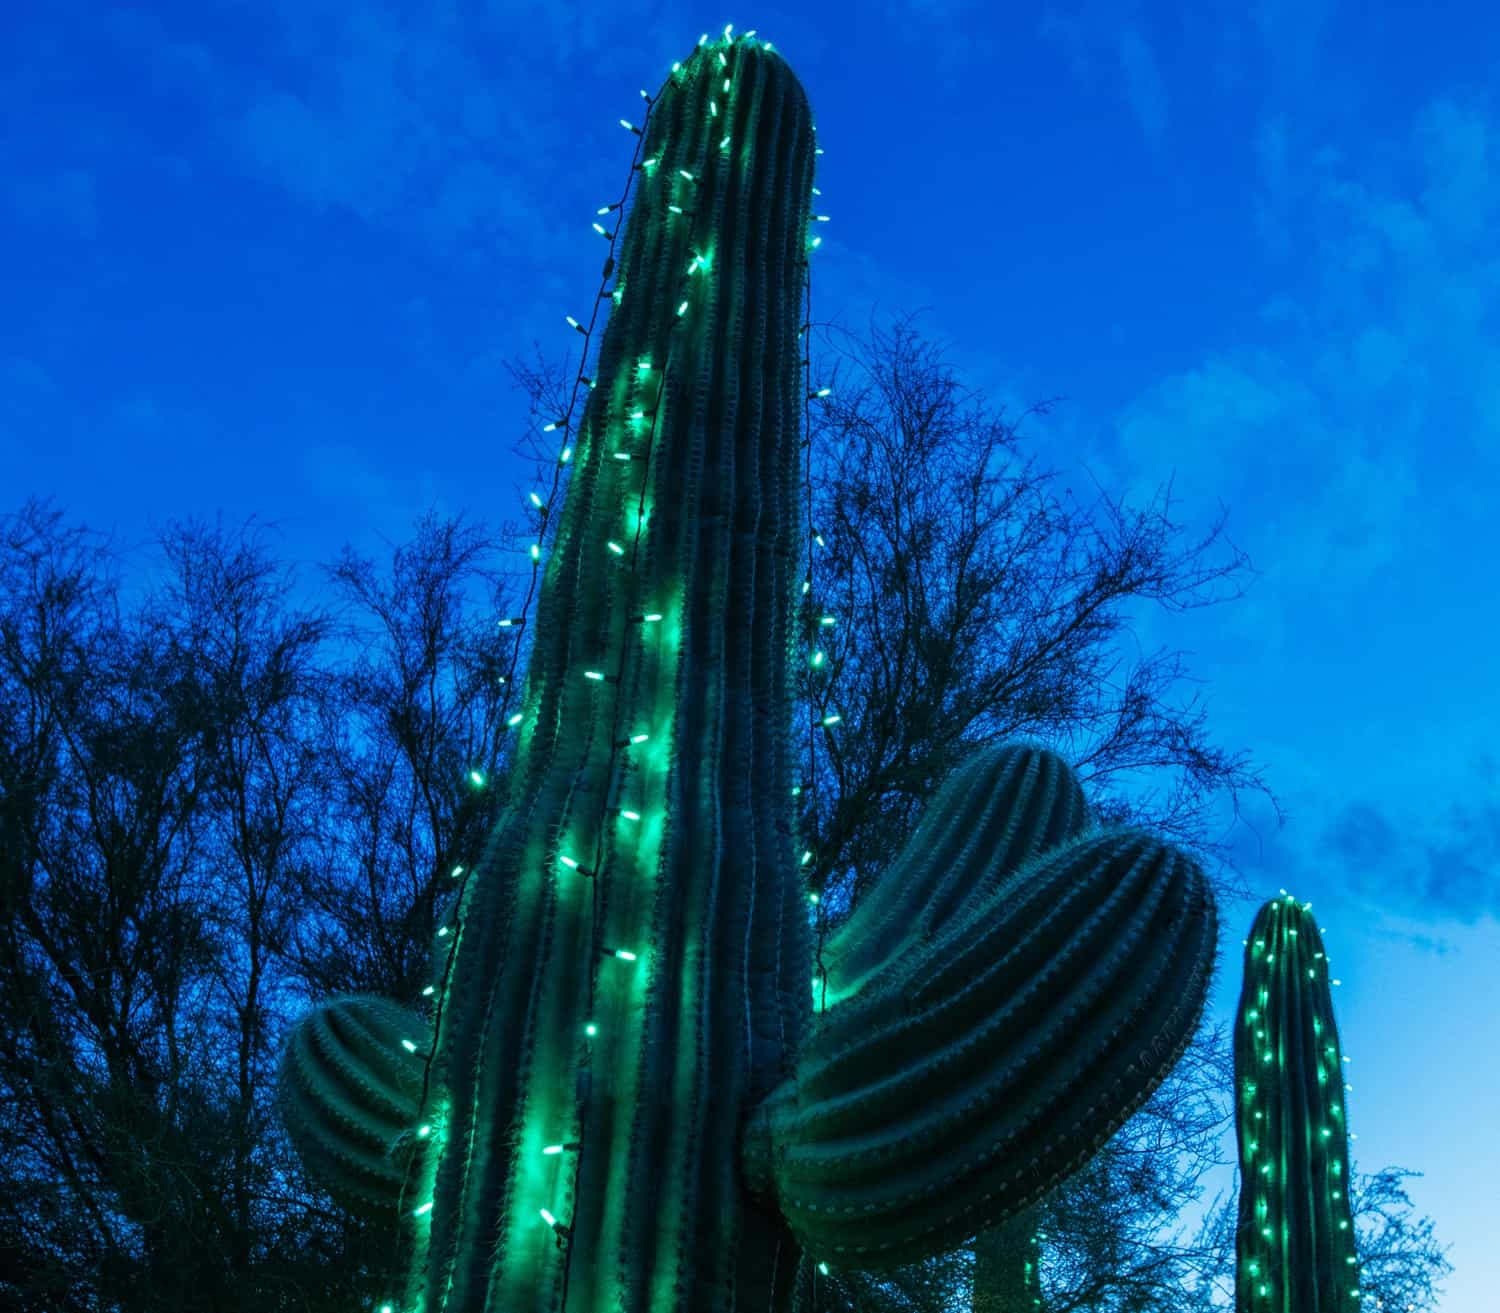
top-left (1234, 895), bottom-right (1361, 1310)
top-left (276, 29), bottom-right (1220, 1313)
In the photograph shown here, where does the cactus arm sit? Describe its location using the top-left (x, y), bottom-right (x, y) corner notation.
top-left (741, 824), bottom-right (1218, 1269)
top-left (1233, 894), bottom-right (1361, 1309)
top-left (816, 741), bottom-right (1092, 1008)
top-left (276, 994), bottom-right (434, 1220)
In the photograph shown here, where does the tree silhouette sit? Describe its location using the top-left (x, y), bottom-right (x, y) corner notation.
top-left (0, 500), bottom-right (523, 1310)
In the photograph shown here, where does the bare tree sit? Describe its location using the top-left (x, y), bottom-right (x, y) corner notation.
top-left (775, 307), bottom-right (1282, 922)
top-left (283, 509), bottom-right (529, 1007)
top-left (0, 500), bottom-right (527, 1311)
top-left (496, 305), bottom-right (1274, 1313)
top-left (0, 500), bottom-right (346, 1309)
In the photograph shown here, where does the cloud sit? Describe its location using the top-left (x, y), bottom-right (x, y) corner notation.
top-left (113, 396), bottom-right (169, 440)
top-left (1220, 752), bottom-right (1500, 931)
top-left (1106, 351), bottom-right (1341, 545)
top-left (1248, 0), bottom-right (1335, 88)
top-left (237, 90), bottom-right (356, 215)
top-left (6, 167), bottom-right (99, 238)
top-left (97, 8), bottom-right (221, 104)
top-left (1369, 926), bottom-right (1454, 956)
top-left (1252, 114), bottom-right (1293, 254)
top-left (1322, 792), bottom-right (1500, 925)
top-left (1034, 4), bottom-right (1169, 149)
top-left (298, 439), bottom-right (449, 535)
top-left (1037, 8), bottom-right (1091, 81)
top-left (1324, 801), bottom-right (1401, 871)
top-left (1422, 844), bottom-right (1492, 919)
top-left (0, 6), bottom-right (229, 201)
top-left (1115, 25), bottom-right (1167, 149)
top-left (1102, 89), bottom-right (1500, 611)
top-left (224, 0), bottom-right (685, 266)
top-left (1217, 782), bottom-right (1306, 888)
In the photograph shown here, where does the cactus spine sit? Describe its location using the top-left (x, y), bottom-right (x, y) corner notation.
top-left (276, 29), bottom-right (1220, 1313)
top-left (1234, 893), bottom-right (1361, 1309)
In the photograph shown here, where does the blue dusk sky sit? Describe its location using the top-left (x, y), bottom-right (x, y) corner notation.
top-left (3, 1), bottom-right (1496, 1308)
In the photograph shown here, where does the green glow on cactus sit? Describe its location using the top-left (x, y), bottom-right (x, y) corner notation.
top-left (1233, 893), bottom-right (1361, 1309)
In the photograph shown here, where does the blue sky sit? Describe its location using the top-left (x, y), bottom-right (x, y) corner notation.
top-left (4, 0), bottom-right (1496, 1307)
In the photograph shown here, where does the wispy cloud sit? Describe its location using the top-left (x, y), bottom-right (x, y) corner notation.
top-left (1045, 46), bottom-right (1500, 936)
top-left (1203, 750), bottom-right (1500, 930)
top-left (1091, 87), bottom-right (1499, 597)
top-left (1036, 8), bottom-right (1091, 82)
top-left (1322, 790), bottom-right (1500, 924)
top-left (1249, 0), bottom-right (1337, 89)
top-left (5, 167), bottom-right (99, 238)
top-left (1115, 25), bottom-right (1167, 149)
top-left (1035, 3), bottom-right (1169, 150)
top-left (298, 438), bottom-right (450, 537)
top-left (228, 0), bottom-right (669, 256)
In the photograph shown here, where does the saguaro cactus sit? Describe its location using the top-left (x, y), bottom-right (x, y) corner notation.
top-left (1233, 893), bottom-right (1361, 1309)
top-left (972, 1204), bottom-right (1045, 1313)
top-left (276, 29), bottom-right (1218, 1313)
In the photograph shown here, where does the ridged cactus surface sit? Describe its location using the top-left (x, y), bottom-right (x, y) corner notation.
top-left (816, 741), bottom-right (1091, 1008)
top-left (742, 826), bottom-right (1217, 1268)
top-left (274, 29), bottom-right (1221, 1313)
top-left (1234, 894), bottom-right (1361, 1310)
top-left (277, 994), bottom-right (433, 1219)
top-left (397, 32), bottom-right (820, 1313)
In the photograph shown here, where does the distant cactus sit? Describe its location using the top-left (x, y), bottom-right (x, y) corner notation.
top-left (972, 1203), bottom-right (1044, 1313)
top-left (1234, 893), bottom-right (1361, 1309)
top-left (275, 28), bottom-right (1218, 1313)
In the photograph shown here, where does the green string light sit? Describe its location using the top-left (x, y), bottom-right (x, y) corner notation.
top-left (1233, 892), bottom-right (1362, 1308)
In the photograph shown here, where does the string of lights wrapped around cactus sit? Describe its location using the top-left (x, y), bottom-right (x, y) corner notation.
top-left (274, 25), bottom-right (1221, 1313)
top-left (1234, 892), bottom-right (1362, 1310)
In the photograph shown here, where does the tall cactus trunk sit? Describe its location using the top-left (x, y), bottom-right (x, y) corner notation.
top-left (972, 1204), bottom-right (1044, 1313)
top-left (276, 28), bottom-right (1221, 1313)
top-left (1233, 894), bottom-right (1361, 1310)
top-left (396, 31), bottom-right (819, 1313)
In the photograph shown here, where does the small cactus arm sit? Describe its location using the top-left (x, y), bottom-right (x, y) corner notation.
top-left (1233, 895), bottom-right (1361, 1310)
top-left (277, 994), bottom-right (434, 1219)
top-left (273, 29), bottom-right (1219, 1313)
